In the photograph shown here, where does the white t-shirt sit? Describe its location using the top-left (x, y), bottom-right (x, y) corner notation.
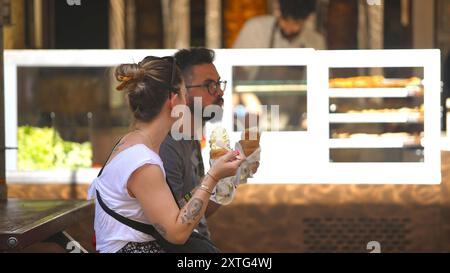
top-left (87, 144), bottom-right (166, 253)
top-left (233, 15), bottom-right (326, 49)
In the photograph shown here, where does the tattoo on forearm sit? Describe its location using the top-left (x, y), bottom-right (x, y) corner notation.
top-left (181, 198), bottom-right (203, 224)
top-left (178, 186), bottom-right (199, 208)
top-left (154, 223), bottom-right (167, 237)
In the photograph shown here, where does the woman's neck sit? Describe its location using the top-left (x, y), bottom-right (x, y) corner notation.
top-left (133, 118), bottom-right (170, 153)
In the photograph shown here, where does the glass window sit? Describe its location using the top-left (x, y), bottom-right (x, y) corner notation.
top-left (328, 67), bottom-right (424, 163)
top-left (232, 65), bottom-right (307, 132)
top-left (17, 67), bottom-right (130, 170)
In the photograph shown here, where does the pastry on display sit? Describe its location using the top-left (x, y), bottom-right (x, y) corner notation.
top-left (346, 105), bottom-right (424, 114)
top-left (329, 76), bottom-right (384, 88)
top-left (382, 77), bottom-right (422, 87)
top-left (329, 76), bottom-right (422, 88)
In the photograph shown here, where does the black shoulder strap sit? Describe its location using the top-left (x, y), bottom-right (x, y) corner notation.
top-left (97, 137), bottom-right (123, 178)
top-left (96, 190), bottom-right (158, 236)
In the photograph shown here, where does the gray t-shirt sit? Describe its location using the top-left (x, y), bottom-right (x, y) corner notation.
top-left (159, 134), bottom-right (210, 239)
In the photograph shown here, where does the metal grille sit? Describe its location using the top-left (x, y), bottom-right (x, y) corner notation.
top-left (302, 217), bottom-right (412, 253)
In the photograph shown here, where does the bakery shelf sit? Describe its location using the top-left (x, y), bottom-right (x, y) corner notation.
top-left (328, 112), bottom-right (423, 123)
top-left (234, 84), bottom-right (307, 93)
top-left (328, 86), bottom-right (423, 98)
top-left (329, 137), bottom-right (422, 149)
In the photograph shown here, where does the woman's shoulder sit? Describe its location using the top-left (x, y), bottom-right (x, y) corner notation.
top-left (123, 144), bottom-right (162, 163)
top-left (104, 144), bottom-right (162, 174)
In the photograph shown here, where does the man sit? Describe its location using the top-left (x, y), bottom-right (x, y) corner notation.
top-left (160, 48), bottom-right (254, 239)
top-left (233, 0), bottom-right (326, 49)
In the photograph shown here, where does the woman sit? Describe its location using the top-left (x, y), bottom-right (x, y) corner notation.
top-left (88, 56), bottom-right (243, 253)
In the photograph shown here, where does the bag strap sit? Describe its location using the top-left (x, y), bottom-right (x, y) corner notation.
top-left (96, 190), bottom-right (158, 236)
top-left (97, 137), bottom-right (123, 178)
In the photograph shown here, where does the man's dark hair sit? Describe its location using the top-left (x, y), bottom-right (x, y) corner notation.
top-left (174, 47), bottom-right (215, 75)
top-left (278, 0), bottom-right (315, 20)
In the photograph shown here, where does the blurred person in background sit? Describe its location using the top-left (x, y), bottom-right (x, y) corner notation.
top-left (232, 0), bottom-right (324, 131)
top-left (233, 0), bottom-right (326, 49)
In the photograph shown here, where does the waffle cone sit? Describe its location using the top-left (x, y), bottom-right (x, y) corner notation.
top-left (210, 148), bottom-right (228, 159)
top-left (239, 140), bottom-right (259, 156)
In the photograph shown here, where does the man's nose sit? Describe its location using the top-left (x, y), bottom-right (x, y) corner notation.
top-left (216, 87), bottom-right (224, 97)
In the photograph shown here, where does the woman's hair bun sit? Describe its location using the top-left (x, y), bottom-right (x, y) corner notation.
top-left (114, 55), bottom-right (182, 122)
top-left (114, 63), bottom-right (145, 91)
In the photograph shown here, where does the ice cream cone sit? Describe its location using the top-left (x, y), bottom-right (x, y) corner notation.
top-left (239, 129), bottom-right (260, 156)
top-left (210, 148), bottom-right (229, 159)
top-left (209, 127), bottom-right (231, 160)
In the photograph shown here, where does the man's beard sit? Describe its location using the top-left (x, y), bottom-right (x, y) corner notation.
top-left (188, 97), bottom-right (224, 123)
top-left (279, 26), bottom-right (301, 42)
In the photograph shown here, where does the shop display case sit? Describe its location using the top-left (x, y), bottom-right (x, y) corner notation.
top-left (210, 48), bottom-right (319, 184)
top-left (3, 49), bottom-right (441, 184)
top-left (213, 49), bottom-right (441, 184)
top-left (317, 50), bottom-right (441, 183)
